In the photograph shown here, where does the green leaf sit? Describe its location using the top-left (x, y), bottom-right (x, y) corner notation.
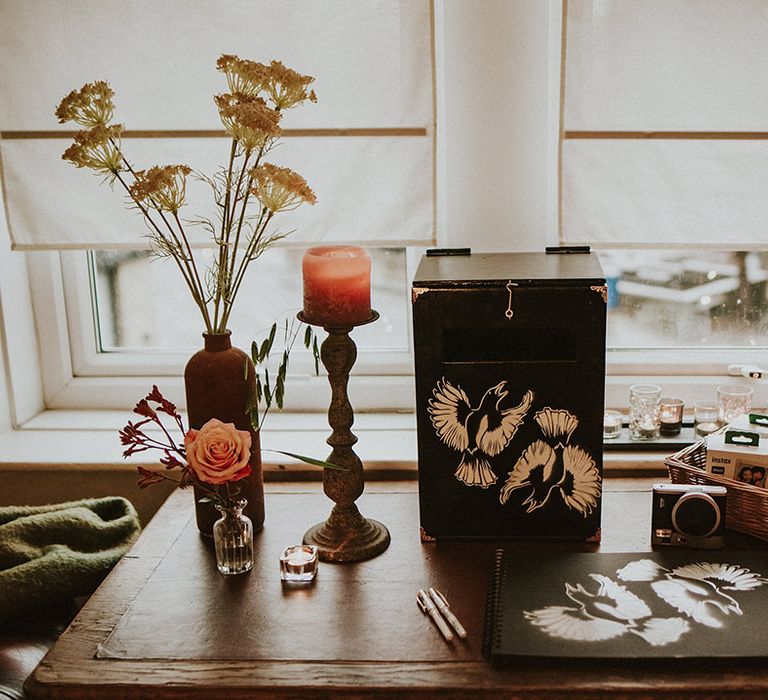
top-left (250, 407), bottom-right (260, 432)
top-left (312, 336), bottom-right (320, 375)
top-left (263, 368), bottom-right (272, 408)
top-left (275, 376), bottom-right (285, 409)
top-left (251, 340), bottom-right (259, 364)
top-left (303, 325), bottom-right (312, 348)
top-left (256, 322), bottom-right (277, 363)
top-left (263, 450), bottom-right (347, 470)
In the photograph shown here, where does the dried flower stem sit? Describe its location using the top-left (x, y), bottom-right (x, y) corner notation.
top-left (222, 209), bottom-right (273, 330)
top-left (213, 139), bottom-right (239, 331)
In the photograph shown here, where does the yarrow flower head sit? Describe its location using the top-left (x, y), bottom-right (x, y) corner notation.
top-left (266, 60), bottom-right (317, 110)
top-left (55, 80), bottom-right (115, 127)
top-left (61, 124), bottom-right (124, 178)
top-left (250, 162), bottom-right (317, 213)
top-left (214, 93), bottom-right (282, 152)
top-left (216, 54), bottom-right (270, 98)
top-left (129, 164), bottom-right (193, 213)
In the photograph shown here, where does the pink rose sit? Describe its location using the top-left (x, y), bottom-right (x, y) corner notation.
top-left (184, 418), bottom-right (252, 485)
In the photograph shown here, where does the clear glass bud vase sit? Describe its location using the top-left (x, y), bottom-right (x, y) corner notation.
top-left (213, 499), bottom-right (254, 575)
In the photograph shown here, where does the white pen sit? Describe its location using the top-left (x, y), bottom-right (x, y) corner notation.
top-left (417, 589), bottom-right (453, 641)
top-left (428, 587), bottom-right (468, 639)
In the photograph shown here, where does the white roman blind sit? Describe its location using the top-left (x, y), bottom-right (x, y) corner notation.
top-left (0, 0), bottom-right (435, 250)
top-left (561, 0), bottom-right (768, 249)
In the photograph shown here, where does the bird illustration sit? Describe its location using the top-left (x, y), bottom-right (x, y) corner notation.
top-left (499, 407), bottom-right (600, 515)
top-left (618, 559), bottom-right (767, 629)
top-left (428, 378), bottom-right (533, 488)
top-left (525, 573), bottom-right (690, 646)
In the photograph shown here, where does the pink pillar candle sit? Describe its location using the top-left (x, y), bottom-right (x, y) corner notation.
top-left (302, 246), bottom-right (372, 326)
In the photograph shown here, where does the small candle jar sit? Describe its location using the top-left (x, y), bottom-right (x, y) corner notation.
top-left (629, 384), bottom-right (661, 441)
top-left (280, 544), bottom-right (318, 582)
top-left (659, 398), bottom-right (684, 437)
top-left (603, 410), bottom-right (623, 440)
top-left (302, 246), bottom-right (371, 326)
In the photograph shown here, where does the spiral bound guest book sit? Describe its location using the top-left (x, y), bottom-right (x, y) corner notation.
top-left (482, 548), bottom-right (768, 664)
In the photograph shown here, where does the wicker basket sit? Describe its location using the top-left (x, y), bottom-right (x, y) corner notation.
top-left (665, 439), bottom-right (768, 541)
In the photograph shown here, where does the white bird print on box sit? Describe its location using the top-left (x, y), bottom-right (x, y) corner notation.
top-left (499, 407), bottom-right (600, 515)
top-left (428, 379), bottom-right (533, 488)
top-left (525, 573), bottom-right (690, 647)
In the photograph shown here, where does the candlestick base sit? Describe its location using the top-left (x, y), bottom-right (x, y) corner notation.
top-left (297, 309), bottom-right (390, 564)
top-left (303, 504), bottom-right (390, 563)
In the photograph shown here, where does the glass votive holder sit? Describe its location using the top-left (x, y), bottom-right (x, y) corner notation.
top-left (603, 410), bottom-right (623, 440)
top-left (694, 400), bottom-right (719, 437)
top-left (717, 384), bottom-right (754, 426)
top-left (629, 384), bottom-right (661, 441)
top-left (280, 544), bottom-right (318, 583)
top-left (659, 398), bottom-right (684, 437)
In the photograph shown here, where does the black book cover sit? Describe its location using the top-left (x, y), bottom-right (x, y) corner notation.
top-left (483, 549), bottom-right (768, 663)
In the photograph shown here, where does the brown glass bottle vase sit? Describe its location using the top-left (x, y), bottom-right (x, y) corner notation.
top-left (184, 331), bottom-right (265, 536)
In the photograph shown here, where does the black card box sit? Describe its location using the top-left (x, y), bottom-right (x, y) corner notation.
top-left (412, 252), bottom-right (607, 541)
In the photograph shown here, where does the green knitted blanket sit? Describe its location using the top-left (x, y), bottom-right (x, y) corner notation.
top-left (0, 498), bottom-right (141, 621)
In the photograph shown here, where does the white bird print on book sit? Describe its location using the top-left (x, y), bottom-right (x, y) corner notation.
top-left (428, 379), bottom-right (533, 488)
top-left (617, 559), bottom-right (767, 629)
top-left (525, 574), bottom-right (690, 646)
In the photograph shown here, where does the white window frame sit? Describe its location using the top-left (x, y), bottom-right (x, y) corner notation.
top-left (2, 0), bottom-right (765, 465)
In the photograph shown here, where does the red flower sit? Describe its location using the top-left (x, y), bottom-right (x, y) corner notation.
top-left (137, 466), bottom-right (166, 489)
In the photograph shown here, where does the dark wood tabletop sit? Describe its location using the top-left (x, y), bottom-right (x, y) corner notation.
top-left (25, 478), bottom-right (768, 699)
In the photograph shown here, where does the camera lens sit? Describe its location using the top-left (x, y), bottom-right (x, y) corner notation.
top-left (671, 492), bottom-right (721, 538)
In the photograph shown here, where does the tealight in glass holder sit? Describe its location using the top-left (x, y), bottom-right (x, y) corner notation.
top-left (659, 398), bottom-right (684, 437)
top-left (280, 544), bottom-right (318, 583)
top-left (694, 400), bottom-right (720, 437)
top-left (603, 410), bottom-right (623, 440)
top-left (629, 384), bottom-right (661, 441)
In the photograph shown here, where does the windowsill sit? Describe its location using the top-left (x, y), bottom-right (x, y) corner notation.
top-left (0, 409), bottom-right (674, 476)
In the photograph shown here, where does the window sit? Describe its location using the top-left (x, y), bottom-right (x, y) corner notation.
top-left (560, 0), bottom-right (768, 407)
top-left (1, 0), bottom-right (765, 438)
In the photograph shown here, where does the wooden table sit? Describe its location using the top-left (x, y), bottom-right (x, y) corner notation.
top-left (25, 479), bottom-right (768, 699)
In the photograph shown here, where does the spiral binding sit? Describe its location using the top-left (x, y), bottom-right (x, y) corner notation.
top-left (482, 548), bottom-right (507, 661)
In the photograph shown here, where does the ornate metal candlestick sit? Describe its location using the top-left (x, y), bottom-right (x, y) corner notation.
top-left (298, 310), bottom-right (390, 562)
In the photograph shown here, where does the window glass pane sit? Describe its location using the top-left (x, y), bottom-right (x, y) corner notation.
top-left (92, 248), bottom-right (409, 353)
top-left (600, 250), bottom-right (768, 349)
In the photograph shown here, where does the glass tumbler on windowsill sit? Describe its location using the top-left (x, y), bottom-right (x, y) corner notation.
top-left (213, 499), bottom-right (254, 575)
top-left (629, 384), bottom-right (661, 440)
